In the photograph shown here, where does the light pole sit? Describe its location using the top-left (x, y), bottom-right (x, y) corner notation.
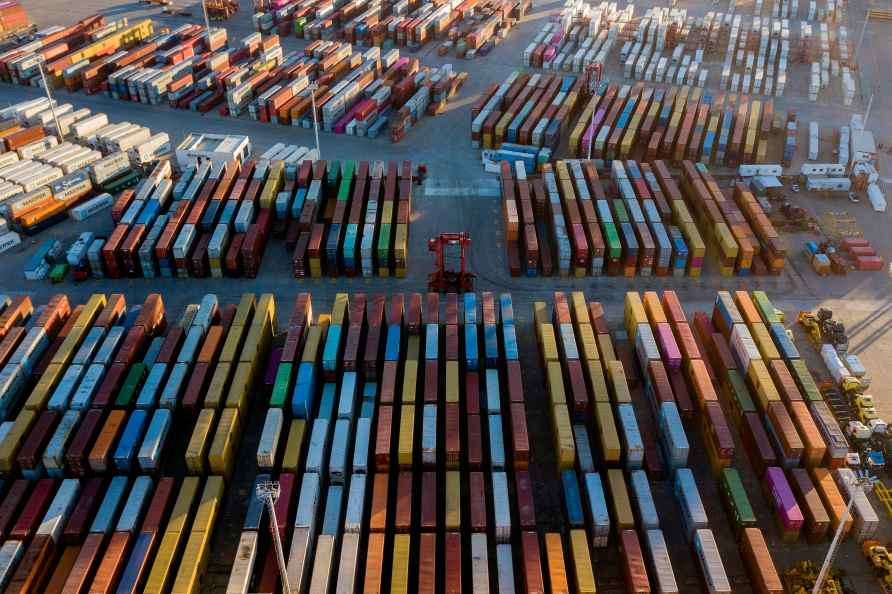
top-left (309, 82), bottom-right (321, 158)
top-left (585, 63), bottom-right (602, 160)
top-left (254, 481), bottom-right (291, 594)
top-left (202, 0), bottom-right (212, 40)
top-left (35, 58), bottom-right (62, 140)
top-left (811, 475), bottom-right (871, 594)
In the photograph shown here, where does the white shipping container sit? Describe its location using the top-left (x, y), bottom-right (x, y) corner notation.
top-left (226, 531), bottom-right (258, 594)
top-left (344, 474), bottom-right (366, 534)
top-left (286, 526), bottom-right (314, 594)
top-left (335, 532), bottom-right (360, 594)
top-left (492, 471), bottom-right (511, 542)
top-left (36, 478), bottom-right (80, 543)
top-left (645, 529), bottom-right (679, 594)
top-left (471, 533), bottom-right (490, 594)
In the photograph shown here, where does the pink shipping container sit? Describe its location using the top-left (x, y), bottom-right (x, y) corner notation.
top-left (765, 467), bottom-right (804, 542)
top-left (655, 322), bottom-right (681, 368)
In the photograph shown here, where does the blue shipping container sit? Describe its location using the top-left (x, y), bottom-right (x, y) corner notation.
top-left (562, 470), bottom-right (585, 528)
top-left (91, 476), bottom-right (129, 535)
top-left (114, 410), bottom-right (149, 472)
top-left (630, 470), bottom-right (659, 529)
top-left (291, 362), bottom-right (317, 418)
top-left (464, 325), bottom-right (479, 371)
top-left (424, 324), bottom-right (438, 360)
top-left (386, 325), bottom-right (401, 361)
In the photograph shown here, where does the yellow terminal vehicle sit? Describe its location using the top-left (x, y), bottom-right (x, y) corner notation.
top-left (863, 540), bottom-right (892, 590)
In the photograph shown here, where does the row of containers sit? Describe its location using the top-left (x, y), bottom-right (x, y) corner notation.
top-left (537, 288), bottom-right (877, 593)
top-left (27, 154), bottom-right (414, 281)
top-left (523, 4), bottom-right (801, 99)
top-left (254, 0), bottom-right (532, 59)
top-left (0, 475), bottom-right (225, 594)
top-left (0, 291), bottom-right (275, 593)
top-left (0, 98), bottom-right (175, 248)
top-left (228, 291), bottom-right (543, 593)
top-left (499, 157), bottom-right (784, 278)
top-left (0, 16), bottom-right (466, 143)
top-left (472, 70), bottom-right (793, 168)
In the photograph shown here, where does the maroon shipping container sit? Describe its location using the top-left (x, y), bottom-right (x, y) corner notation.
top-left (424, 360), bottom-right (438, 403)
top-left (62, 477), bottom-right (104, 543)
top-left (506, 360), bottom-right (524, 403)
top-left (742, 411), bottom-right (777, 477)
top-left (10, 478), bottom-right (56, 539)
top-left (647, 361), bottom-right (675, 405)
top-left (521, 531), bottom-right (544, 594)
top-left (375, 405), bottom-right (393, 471)
top-left (380, 360), bottom-right (397, 403)
top-left (182, 362), bottom-right (210, 411)
top-left (444, 294), bottom-right (458, 326)
top-left (5, 533), bottom-right (55, 593)
top-left (467, 414), bottom-right (482, 470)
top-left (444, 532), bottom-right (461, 594)
top-left (445, 403), bottom-right (460, 469)
top-left (419, 533), bottom-right (436, 594)
top-left (0, 479), bottom-right (29, 538)
top-left (620, 529), bottom-right (650, 593)
top-left (703, 401), bottom-right (735, 461)
top-left (465, 372), bottom-right (480, 414)
top-left (668, 367), bottom-right (694, 420)
top-left (395, 472), bottom-right (412, 533)
top-left (155, 327), bottom-right (184, 364)
top-left (469, 472), bottom-right (486, 532)
top-left (510, 403), bottom-right (530, 469)
top-left (343, 325), bottom-right (362, 372)
top-left (141, 477), bottom-right (176, 534)
top-left (516, 470), bottom-right (536, 530)
top-left (406, 294), bottom-right (421, 334)
top-left (615, 339), bottom-right (640, 388)
top-left (424, 293), bottom-right (439, 325)
top-left (444, 325), bottom-right (458, 361)
top-left (62, 532), bottom-right (104, 593)
top-left (420, 472), bottom-right (437, 531)
top-left (17, 410), bottom-right (60, 472)
top-left (711, 333), bottom-right (737, 371)
top-left (566, 360), bottom-right (588, 414)
top-left (364, 324), bottom-right (382, 380)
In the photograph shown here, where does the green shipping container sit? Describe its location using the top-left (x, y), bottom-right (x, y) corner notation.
top-left (116, 363), bottom-right (148, 407)
top-left (720, 468), bottom-right (757, 533)
top-left (326, 161), bottom-right (341, 194)
top-left (270, 362), bottom-right (293, 408)
top-left (751, 291), bottom-right (780, 324)
top-left (294, 17), bottom-right (307, 35)
top-left (377, 223), bottom-right (392, 263)
top-left (726, 369), bottom-right (757, 416)
top-left (612, 200), bottom-right (630, 224)
top-left (788, 359), bottom-right (822, 402)
top-left (603, 222), bottom-right (622, 259)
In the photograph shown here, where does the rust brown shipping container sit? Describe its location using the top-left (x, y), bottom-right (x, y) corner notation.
top-left (467, 414), bottom-right (483, 470)
top-left (445, 532), bottom-right (462, 594)
top-left (88, 530), bottom-right (131, 594)
top-left (5, 533), bottom-right (55, 594)
top-left (369, 473), bottom-right (388, 532)
top-left (67, 408), bottom-right (106, 475)
top-left (445, 403), bottom-right (460, 469)
top-left (418, 532), bottom-right (436, 594)
top-left (394, 471), bottom-right (412, 533)
top-left (88, 410), bottom-right (127, 473)
top-left (739, 528), bottom-right (783, 594)
top-left (374, 405), bottom-right (393, 470)
top-left (789, 468), bottom-right (830, 543)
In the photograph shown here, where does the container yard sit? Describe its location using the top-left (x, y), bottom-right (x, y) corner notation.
top-left (0, 15), bottom-right (469, 144)
top-left (0, 0), bottom-right (891, 590)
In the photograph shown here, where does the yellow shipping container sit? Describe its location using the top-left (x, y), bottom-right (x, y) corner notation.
top-left (570, 529), bottom-right (597, 594)
top-left (398, 405), bottom-right (415, 467)
top-left (445, 471), bottom-right (461, 529)
top-left (445, 361), bottom-right (459, 403)
top-left (170, 529), bottom-right (211, 594)
top-left (576, 323), bottom-right (599, 361)
top-left (540, 324), bottom-right (559, 363)
top-left (623, 292), bottom-right (647, 340)
top-left (72, 293), bottom-right (107, 329)
top-left (533, 301), bottom-right (549, 327)
top-left (239, 315), bottom-right (272, 364)
top-left (331, 293), bottom-right (349, 326)
top-left (193, 476), bottom-right (224, 533)
top-left (204, 362), bottom-right (231, 409)
top-left (606, 360), bottom-right (631, 404)
top-left (594, 402), bottom-right (621, 463)
top-left (750, 322), bottom-right (780, 360)
top-left (255, 293), bottom-right (276, 331)
top-left (144, 531), bottom-right (184, 594)
top-left (24, 361), bottom-right (66, 410)
top-left (165, 477), bottom-right (202, 534)
top-left (231, 294), bottom-right (257, 329)
top-left (301, 326), bottom-right (324, 363)
top-left (390, 534), bottom-right (410, 594)
top-left (586, 360), bottom-right (610, 403)
top-left (219, 323), bottom-right (248, 364)
top-left (185, 409), bottom-right (216, 474)
top-left (607, 469), bottom-right (635, 530)
top-left (547, 361), bottom-right (566, 406)
top-left (553, 405), bottom-right (575, 469)
top-left (672, 199), bottom-right (694, 225)
top-left (281, 419), bottom-right (306, 473)
top-left (570, 291), bottom-right (589, 324)
top-left (402, 360), bottom-right (418, 403)
top-left (208, 408), bottom-right (241, 479)
top-left (405, 335), bottom-right (419, 361)
top-left (52, 329), bottom-right (87, 367)
top-left (596, 334), bottom-right (616, 363)
top-left (0, 408), bottom-right (36, 471)
top-left (747, 359), bottom-right (781, 411)
top-left (226, 360), bottom-right (256, 415)
top-left (642, 291), bottom-right (667, 325)
top-left (258, 162), bottom-right (285, 209)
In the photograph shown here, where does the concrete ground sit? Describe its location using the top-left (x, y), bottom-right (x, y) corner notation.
top-left (4, 0), bottom-right (892, 592)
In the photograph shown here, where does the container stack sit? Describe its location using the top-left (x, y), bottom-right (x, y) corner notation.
top-left (85, 149), bottom-right (412, 280)
top-left (499, 159), bottom-right (701, 278)
top-left (226, 292), bottom-right (545, 594)
top-left (471, 71), bottom-right (583, 151)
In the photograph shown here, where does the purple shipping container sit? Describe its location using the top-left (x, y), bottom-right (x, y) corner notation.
top-left (655, 323), bottom-right (682, 368)
top-left (264, 347), bottom-right (282, 387)
top-left (766, 467), bottom-right (803, 536)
